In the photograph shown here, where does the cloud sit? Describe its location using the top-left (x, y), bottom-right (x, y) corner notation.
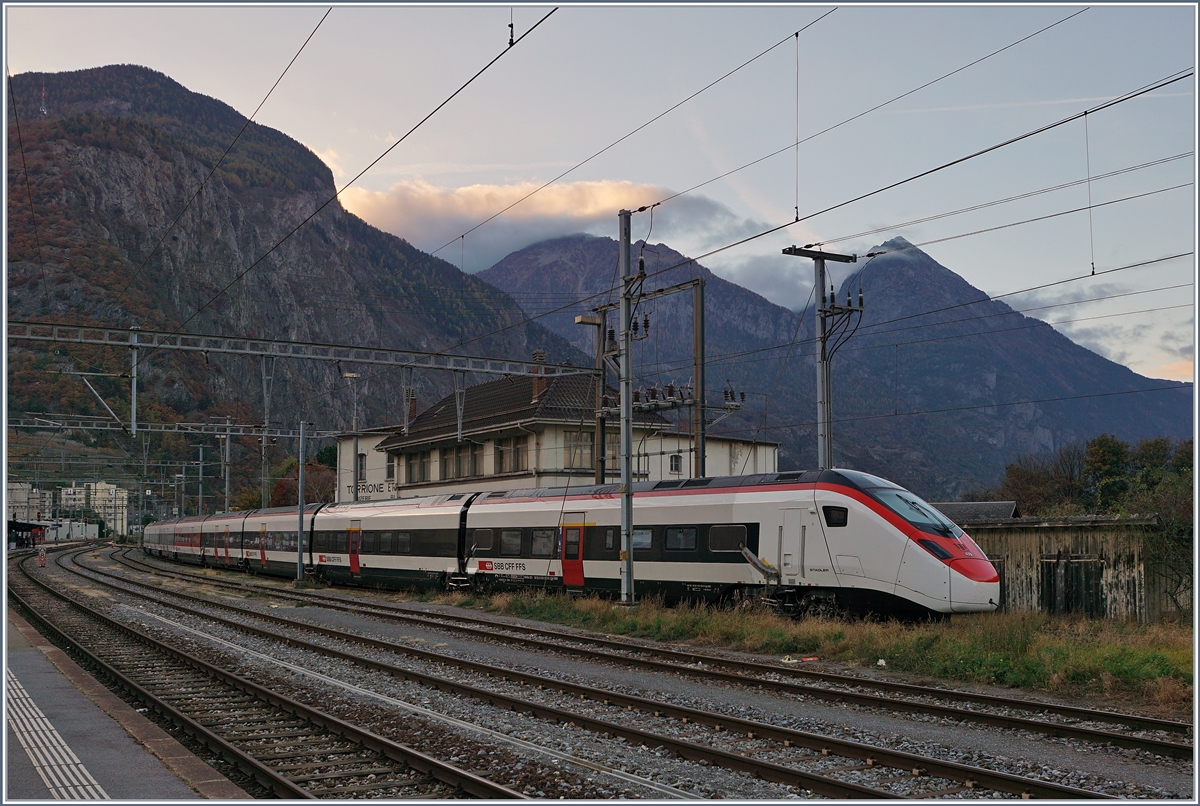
top-left (1152, 358), bottom-right (1194, 381)
top-left (704, 253), bottom-right (816, 312)
top-left (340, 178), bottom-right (779, 275)
top-left (316, 148), bottom-right (345, 180)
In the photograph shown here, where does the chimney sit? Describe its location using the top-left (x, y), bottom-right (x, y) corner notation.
top-left (407, 393), bottom-right (417, 425)
top-left (531, 350), bottom-right (547, 402)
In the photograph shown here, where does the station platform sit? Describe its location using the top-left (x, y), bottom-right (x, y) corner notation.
top-left (6, 607), bottom-right (250, 800)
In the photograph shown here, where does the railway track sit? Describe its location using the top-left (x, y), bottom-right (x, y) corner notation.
top-left (116, 547), bottom-right (1192, 759)
top-left (8, 548), bottom-right (524, 800)
top-left (53, 545), bottom-right (1153, 798)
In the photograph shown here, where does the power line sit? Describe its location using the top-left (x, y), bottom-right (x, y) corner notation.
top-left (365, 8), bottom-right (838, 295)
top-left (441, 69), bottom-right (1194, 356)
top-left (649, 8), bottom-right (1089, 209)
top-left (136, 7), bottom-right (558, 370)
top-left (718, 384), bottom-right (1192, 435)
top-left (112, 7), bottom-right (333, 307)
top-left (6, 70), bottom-right (51, 306)
top-left (624, 253), bottom-right (1194, 376)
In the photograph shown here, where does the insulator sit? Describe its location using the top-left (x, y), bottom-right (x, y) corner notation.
top-left (859, 289), bottom-right (864, 307)
top-left (607, 327), bottom-right (615, 343)
top-left (740, 391), bottom-right (746, 403)
top-left (631, 318), bottom-right (639, 335)
top-left (643, 313), bottom-right (650, 333)
top-left (724, 389), bottom-right (731, 402)
top-left (649, 387), bottom-right (658, 401)
top-left (633, 389), bottom-right (641, 403)
top-left (638, 256), bottom-right (646, 276)
top-left (846, 289), bottom-right (851, 307)
top-left (667, 382), bottom-right (675, 398)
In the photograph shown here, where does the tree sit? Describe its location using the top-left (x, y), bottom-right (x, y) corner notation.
top-left (315, 445), bottom-right (337, 470)
top-left (1083, 433), bottom-right (1130, 511)
top-left (269, 462), bottom-right (337, 507)
top-left (995, 440), bottom-right (1086, 516)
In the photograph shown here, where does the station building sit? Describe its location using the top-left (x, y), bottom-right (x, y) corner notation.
top-left (334, 371), bottom-right (776, 503)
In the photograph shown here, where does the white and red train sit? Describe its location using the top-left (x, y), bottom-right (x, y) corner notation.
top-left (143, 469), bottom-right (1000, 618)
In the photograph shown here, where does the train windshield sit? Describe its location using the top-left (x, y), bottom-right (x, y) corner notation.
top-left (869, 488), bottom-right (963, 539)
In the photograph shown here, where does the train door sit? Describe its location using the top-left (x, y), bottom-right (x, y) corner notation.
top-left (348, 520), bottom-right (362, 578)
top-left (781, 508), bottom-right (838, 588)
top-left (259, 522), bottom-right (268, 567)
top-left (223, 526), bottom-right (230, 565)
top-left (560, 512), bottom-right (586, 588)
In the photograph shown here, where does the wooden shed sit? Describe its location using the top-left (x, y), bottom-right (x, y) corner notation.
top-left (949, 514), bottom-right (1184, 623)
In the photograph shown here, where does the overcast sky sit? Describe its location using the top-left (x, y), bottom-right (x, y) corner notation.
top-left (5, 3), bottom-right (1196, 382)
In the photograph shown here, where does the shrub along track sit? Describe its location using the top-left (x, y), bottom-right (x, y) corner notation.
top-left (64, 545), bottom-right (1138, 798)
top-left (117, 547), bottom-right (1192, 759)
top-left (7, 547), bottom-right (528, 800)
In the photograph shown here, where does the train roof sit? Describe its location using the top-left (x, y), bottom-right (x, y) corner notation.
top-left (312, 469), bottom-right (911, 512)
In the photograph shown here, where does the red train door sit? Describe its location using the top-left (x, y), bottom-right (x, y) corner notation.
top-left (223, 526), bottom-right (230, 565)
top-left (348, 520), bottom-right (362, 577)
top-left (259, 522), bottom-right (268, 567)
top-left (561, 512), bottom-right (586, 588)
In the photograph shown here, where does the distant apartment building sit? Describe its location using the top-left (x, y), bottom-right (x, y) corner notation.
top-left (58, 481), bottom-right (129, 537)
top-left (6, 481), bottom-right (54, 521)
top-left (335, 370), bottom-right (776, 503)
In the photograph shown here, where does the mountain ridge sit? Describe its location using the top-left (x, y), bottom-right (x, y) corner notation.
top-left (478, 234), bottom-right (1192, 497)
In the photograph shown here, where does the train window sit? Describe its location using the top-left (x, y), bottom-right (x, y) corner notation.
top-left (380, 532), bottom-right (393, 553)
top-left (315, 532), bottom-right (327, 550)
top-left (396, 532), bottom-right (412, 554)
top-left (708, 525), bottom-right (746, 552)
top-left (605, 528), bottom-right (615, 551)
top-left (473, 529), bottom-right (493, 550)
top-left (564, 528), bottom-right (580, 560)
top-left (665, 527), bottom-right (697, 551)
top-left (822, 506), bottom-right (849, 528)
top-left (335, 532), bottom-right (349, 553)
top-left (500, 530), bottom-right (523, 556)
top-left (632, 528), bottom-right (653, 550)
top-left (362, 532), bottom-right (378, 554)
top-left (918, 539), bottom-right (953, 561)
top-left (531, 529), bottom-right (555, 557)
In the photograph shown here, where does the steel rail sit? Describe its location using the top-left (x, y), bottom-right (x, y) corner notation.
top-left (117, 549), bottom-right (1191, 758)
top-left (65, 551), bottom-right (902, 798)
top-left (9, 562), bottom-right (312, 799)
top-left (81, 549), bottom-right (1120, 798)
top-left (14, 552), bottom-right (526, 799)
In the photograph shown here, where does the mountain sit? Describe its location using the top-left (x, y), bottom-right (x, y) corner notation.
top-left (477, 234), bottom-right (1192, 498)
top-left (6, 65), bottom-right (585, 495)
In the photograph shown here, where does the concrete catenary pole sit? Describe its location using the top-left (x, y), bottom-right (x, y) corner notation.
top-left (618, 209), bottom-right (634, 605)
top-left (296, 420), bottom-right (306, 582)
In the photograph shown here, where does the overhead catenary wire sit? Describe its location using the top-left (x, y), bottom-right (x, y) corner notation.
top-left (626, 253), bottom-right (1194, 377)
top-left (442, 68), bottom-right (1193, 356)
top-left (133, 7), bottom-right (559, 371)
top-left (6, 70), bottom-right (51, 305)
top-left (112, 7), bottom-right (333, 307)
top-left (366, 8), bottom-right (838, 297)
top-left (649, 7), bottom-right (1090, 210)
top-left (718, 384), bottom-right (1192, 436)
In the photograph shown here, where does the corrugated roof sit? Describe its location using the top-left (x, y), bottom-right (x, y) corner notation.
top-left (931, 501), bottom-right (1020, 522)
top-left (375, 373), bottom-right (671, 451)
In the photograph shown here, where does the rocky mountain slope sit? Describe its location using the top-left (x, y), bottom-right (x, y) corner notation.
top-left (478, 235), bottom-right (1192, 498)
top-left (6, 65), bottom-right (584, 495)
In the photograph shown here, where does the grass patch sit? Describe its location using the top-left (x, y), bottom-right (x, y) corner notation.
top-left (403, 589), bottom-right (1192, 709)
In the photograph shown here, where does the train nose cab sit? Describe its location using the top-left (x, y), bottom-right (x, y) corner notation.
top-left (869, 485), bottom-right (1000, 613)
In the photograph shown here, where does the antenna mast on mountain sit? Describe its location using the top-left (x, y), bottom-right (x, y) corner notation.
top-left (39, 78), bottom-right (47, 116)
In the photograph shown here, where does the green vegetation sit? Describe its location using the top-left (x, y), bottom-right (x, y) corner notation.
top-left (409, 590), bottom-right (1192, 712)
top-left (968, 435), bottom-right (1193, 615)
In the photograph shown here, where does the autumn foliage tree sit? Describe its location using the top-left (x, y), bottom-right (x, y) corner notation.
top-left (269, 461), bottom-right (336, 507)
